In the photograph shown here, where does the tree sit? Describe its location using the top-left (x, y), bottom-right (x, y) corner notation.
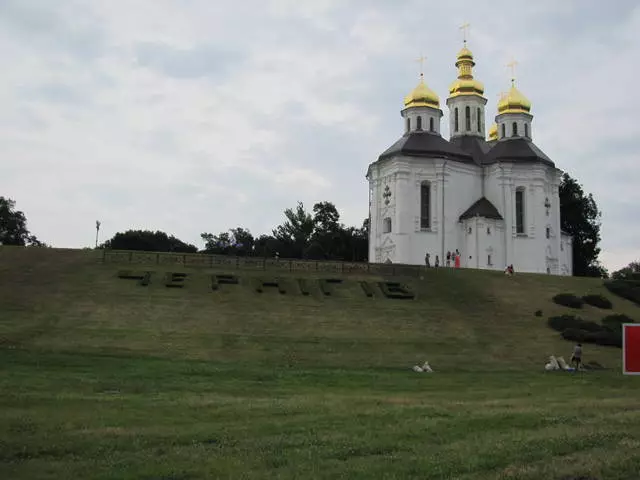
top-left (559, 173), bottom-right (607, 277)
top-left (201, 227), bottom-right (255, 256)
top-left (310, 201), bottom-right (343, 259)
top-left (101, 230), bottom-right (197, 253)
top-left (272, 202), bottom-right (315, 258)
top-left (0, 196), bottom-right (44, 246)
top-left (612, 261), bottom-right (640, 280)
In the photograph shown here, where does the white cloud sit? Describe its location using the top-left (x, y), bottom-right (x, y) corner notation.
top-left (0, 0), bottom-right (638, 272)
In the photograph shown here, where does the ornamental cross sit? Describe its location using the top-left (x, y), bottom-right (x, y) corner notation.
top-left (507, 58), bottom-right (518, 82)
top-left (415, 54), bottom-right (426, 77)
top-left (459, 22), bottom-right (470, 44)
top-left (383, 185), bottom-right (392, 205)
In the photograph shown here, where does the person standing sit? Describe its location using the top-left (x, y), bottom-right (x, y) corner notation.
top-left (435, 255), bottom-right (440, 268)
top-left (446, 251), bottom-right (451, 267)
top-left (454, 251), bottom-right (461, 269)
top-left (425, 252), bottom-right (431, 268)
top-left (570, 343), bottom-right (583, 371)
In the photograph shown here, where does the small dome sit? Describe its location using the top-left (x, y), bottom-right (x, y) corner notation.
top-left (449, 77), bottom-right (484, 97)
top-left (404, 76), bottom-right (440, 109)
top-left (456, 46), bottom-right (473, 61)
top-left (488, 123), bottom-right (498, 141)
top-left (498, 84), bottom-right (532, 114)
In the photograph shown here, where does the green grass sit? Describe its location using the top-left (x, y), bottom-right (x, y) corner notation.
top-left (1, 246), bottom-right (640, 479)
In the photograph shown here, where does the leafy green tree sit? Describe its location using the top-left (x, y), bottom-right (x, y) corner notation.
top-left (273, 202), bottom-right (315, 258)
top-left (559, 173), bottom-right (607, 277)
top-left (0, 196), bottom-right (44, 246)
top-left (612, 261), bottom-right (640, 280)
top-left (101, 230), bottom-right (197, 253)
top-left (201, 227), bottom-right (255, 255)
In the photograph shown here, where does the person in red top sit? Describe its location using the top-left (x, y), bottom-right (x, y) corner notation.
top-left (454, 252), bottom-right (461, 268)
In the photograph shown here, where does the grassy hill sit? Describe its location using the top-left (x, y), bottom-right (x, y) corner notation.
top-left (1, 246), bottom-right (640, 479)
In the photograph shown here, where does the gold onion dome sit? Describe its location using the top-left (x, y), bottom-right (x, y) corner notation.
top-left (488, 123), bottom-right (498, 141)
top-left (449, 45), bottom-right (484, 98)
top-left (403, 74), bottom-right (440, 109)
top-left (497, 82), bottom-right (532, 114)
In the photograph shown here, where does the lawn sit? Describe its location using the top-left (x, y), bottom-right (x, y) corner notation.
top-left (1, 247), bottom-right (639, 479)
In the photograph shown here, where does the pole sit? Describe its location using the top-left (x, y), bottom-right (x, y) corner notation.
top-left (95, 220), bottom-right (101, 248)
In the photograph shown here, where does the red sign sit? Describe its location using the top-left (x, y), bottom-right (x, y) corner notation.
top-left (623, 324), bottom-right (640, 375)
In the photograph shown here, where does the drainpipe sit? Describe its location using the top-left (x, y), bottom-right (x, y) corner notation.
top-left (441, 158), bottom-right (448, 261)
top-left (499, 161), bottom-right (508, 268)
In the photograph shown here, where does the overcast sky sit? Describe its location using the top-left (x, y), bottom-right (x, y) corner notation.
top-left (1, 0), bottom-right (638, 272)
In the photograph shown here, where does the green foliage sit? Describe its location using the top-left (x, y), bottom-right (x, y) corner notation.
top-left (140, 271), bottom-right (151, 286)
top-left (601, 314), bottom-right (634, 334)
top-left (117, 270), bottom-right (151, 286)
top-left (0, 196), bottom-right (44, 246)
top-left (559, 172), bottom-right (606, 277)
top-left (255, 278), bottom-right (285, 294)
top-left (534, 309), bottom-right (543, 317)
top-left (318, 279), bottom-right (332, 296)
top-left (378, 282), bottom-right (415, 300)
top-left (165, 272), bottom-right (188, 288)
top-left (612, 261), bottom-right (640, 280)
top-left (297, 278), bottom-right (310, 296)
top-left (552, 293), bottom-right (584, 309)
top-left (582, 294), bottom-right (613, 309)
top-left (210, 275), bottom-right (219, 291)
top-left (361, 281), bottom-right (374, 298)
top-left (103, 230), bottom-right (197, 253)
top-left (548, 314), bottom-right (622, 348)
top-left (272, 202), bottom-right (315, 258)
top-left (604, 279), bottom-right (640, 306)
top-left (201, 228), bottom-right (254, 256)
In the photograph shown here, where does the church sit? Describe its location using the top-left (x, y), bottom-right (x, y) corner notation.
top-left (366, 37), bottom-right (573, 275)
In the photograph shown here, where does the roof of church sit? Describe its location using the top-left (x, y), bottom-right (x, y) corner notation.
top-left (483, 138), bottom-right (554, 167)
top-left (378, 131), bottom-right (474, 163)
top-left (459, 197), bottom-right (503, 221)
top-left (449, 136), bottom-right (492, 165)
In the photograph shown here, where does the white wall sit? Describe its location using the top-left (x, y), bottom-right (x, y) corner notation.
top-left (446, 96), bottom-right (487, 138)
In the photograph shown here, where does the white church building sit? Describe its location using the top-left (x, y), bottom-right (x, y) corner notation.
top-left (366, 41), bottom-right (573, 275)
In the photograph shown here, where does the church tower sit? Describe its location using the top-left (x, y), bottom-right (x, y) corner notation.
top-left (495, 64), bottom-right (533, 140)
top-left (401, 64), bottom-right (443, 135)
top-left (446, 32), bottom-right (487, 140)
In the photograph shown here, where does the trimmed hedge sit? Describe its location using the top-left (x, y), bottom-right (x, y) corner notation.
top-left (297, 278), bottom-right (310, 296)
top-left (534, 310), bottom-right (543, 317)
top-left (378, 282), bottom-right (415, 300)
top-left (360, 281), bottom-right (374, 298)
top-left (255, 278), bottom-right (285, 294)
top-left (165, 272), bottom-right (187, 288)
top-left (552, 293), bottom-right (584, 309)
top-left (547, 314), bottom-right (622, 348)
top-left (601, 314), bottom-right (634, 334)
top-left (318, 279), bottom-right (332, 296)
top-left (604, 279), bottom-right (640, 306)
top-left (582, 294), bottom-right (613, 310)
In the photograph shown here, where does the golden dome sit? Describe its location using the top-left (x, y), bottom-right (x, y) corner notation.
top-left (497, 82), bottom-right (532, 114)
top-left (488, 123), bottom-right (498, 141)
top-left (403, 75), bottom-right (440, 109)
top-left (448, 44), bottom-right (484, 98)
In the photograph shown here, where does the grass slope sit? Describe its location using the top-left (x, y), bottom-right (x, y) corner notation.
top-left (1, 246), bottom-right (640, 479)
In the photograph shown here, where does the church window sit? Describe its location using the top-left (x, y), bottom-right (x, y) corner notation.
top-left (546, 267), bottom-right (551, 274)
top-left (524, 123), bottom-right (529, 138)
top-left (546, 227), bottom-right (550, 239)
top-left (512, 122), bottom-right (518, 137)
top-left (406, 117), bottom-right (410, 133)
top-left (467, 227), bottom-right (472, 234)
top-left (465, 106), bottom-right (471, 131)
top-left (417, 116), bottom-right (422, 130)
top-left (515, 188), bottom-right (525, 234)
top-left (561, 242), bottom-right (564, 251)
top-left (429, 117), bottom-right (434, 132)
top-left (487, 227), bottom-right (491, 235)
top-left (477, 108), bottom-right (482, 133)
top-left (454, 108), bottom-right (459, 132)
top-left (501, 123), bottom-right (506, 138)
top-left (383, 217), bottom-right (392, 233)
top-left (420, 181), bottom-right (431, 229)
top-left (487, 254), bottom-right (492, 266)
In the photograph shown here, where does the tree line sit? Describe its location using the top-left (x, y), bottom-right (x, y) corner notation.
top-left (0, 172), bottom-right (629, 277)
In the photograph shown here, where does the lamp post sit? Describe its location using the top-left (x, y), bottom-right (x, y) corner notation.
top-left (95, 220), bottom-right (101, 248)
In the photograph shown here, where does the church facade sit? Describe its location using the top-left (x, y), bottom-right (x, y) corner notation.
top-left (366, 43), bottom-right (573, 275)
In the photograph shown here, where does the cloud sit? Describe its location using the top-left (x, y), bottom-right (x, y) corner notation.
top-left (0, 0), bottom-right (638, 273)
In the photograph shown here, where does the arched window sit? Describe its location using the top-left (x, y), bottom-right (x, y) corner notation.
top-left (429, 117), bottom-right (434, 132)
top-left (420, 181), bottom-right (430, 229)
top-left (501, 123), bottom-right (506, 138)
top-left (383, 217), bottom-right (392, 233)
top-left (524, 123), bottom-right (529, 138)
top-left (465, 106), bottom-right (471, 131)
top-left (477, 108), bottom-right (481, 133)
top-left (406, 117), bottom-right (410, 133)
top-left (454, 108), bottom-right (459, 132)
top-left (512, 122), bottom-right (518, 137)
top-left (515, 188), bottom-right (525, 234)
top-left (417, 116), bottom-right (422, 130)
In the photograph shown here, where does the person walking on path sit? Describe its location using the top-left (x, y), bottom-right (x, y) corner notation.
top-left (571, 343), bottom-right (583, 371)
top-left (425, 252), bottom-right (431, 268)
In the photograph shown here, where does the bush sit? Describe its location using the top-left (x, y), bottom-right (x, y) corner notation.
top-left (534, 310), bottom-right (543, 317)
top-left (548, 315), bottom-right (601, 333)
top-left (318, 279), bottom-right (331, 296)
top-left (552, 293), bottom-right (584, 309)
top-left (378, 282), bottom-right (415, 300)
top-left (582, 294), bottom-right (613, 309)
top-left (561, 328), bottom-right (621, 347)
top-left (601, 314), bottom-right (634, 333)
top-left (360, 281), bottom-right (374, 298)
top-left (297, 278), bottom-right (310, 296)
top-left (165, 272), bottom-right (187, 288)
top-left (604, 280), bottom-right (640, 306)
